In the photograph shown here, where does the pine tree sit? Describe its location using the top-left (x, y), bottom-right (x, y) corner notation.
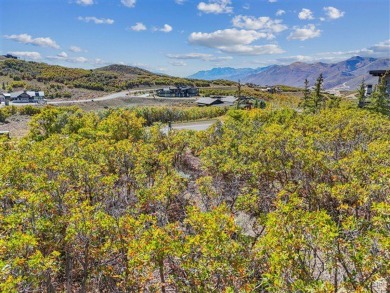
top-left (301, 78), bottom-right (311, 111)
top-left (312, 73), bottom-right (325, 113)
top-left (357, 78), bottom-right (366, 108)
top-left (370, 72), bottom-right (389, 116)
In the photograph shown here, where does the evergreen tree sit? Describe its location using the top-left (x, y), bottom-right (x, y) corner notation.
top-left (301, 78), bottom-right (311, 111)
top-left (370, 72), bottom-right (389, 115)
top-left (2, 82), bottom-right (5, 91)
top-left (357, 78), bottom-right (366, 108)
top-left (312, 73), bottom-right (325, 113)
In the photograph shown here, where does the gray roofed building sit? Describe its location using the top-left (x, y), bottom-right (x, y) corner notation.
top-left (8, 90), bottom-right (46, 103)
top-left (220, 96), bottom-right (237, 104)
top-left (196, 97), bottom-right (224, 106)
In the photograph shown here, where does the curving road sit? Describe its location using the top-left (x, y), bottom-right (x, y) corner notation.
top-left (2, 88), bottom-right (162, 107)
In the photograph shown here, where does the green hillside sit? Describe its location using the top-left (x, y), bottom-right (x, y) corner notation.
top-left (0, 59), bottom-right (236, 99)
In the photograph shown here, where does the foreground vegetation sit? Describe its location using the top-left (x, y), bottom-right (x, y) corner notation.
top-left (0, 102), bottom-right (388, 292)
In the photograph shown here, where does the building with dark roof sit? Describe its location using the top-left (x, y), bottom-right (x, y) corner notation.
top-left (2, 91), bottom-right (46, 103)
top-left (196, 97), bottom-right (224, 106)
top-left (369, 69), bottom-right (390, 95)
top-left (156, 86), bottom-right (199, 97)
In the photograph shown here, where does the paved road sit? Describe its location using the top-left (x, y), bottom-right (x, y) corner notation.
top-left (162, 119), bottom-right (218, 133)
top-left (1, 88), bottom-right (161, 107)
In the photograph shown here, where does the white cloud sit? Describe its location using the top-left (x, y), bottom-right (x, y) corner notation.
top-left (4, 33), bottom-right (60, 49)
top-left (57, 51), bottom-right (68, 58)
top-left (276, 10), bottom-right (285, 16)
top-left (189, 29), bottom-right (284, 55)
top-left (169, 60), bottom-right (187, 66)
top-left (47, 53), bottom-right (88, 63)
top-left (256, 39), bottom-right (390, 66)
top-left (7, 51), bottom-right (42, 60)
top-left (232, 15), bottom-right (287, 34)
top-left (323, 6), bottom-right (345, 19)
top-left (189, 29), bottom-right (269, 47)
top-left (197, 0), bottom-right (233, 14)
top-left (167, 53), bottom-right (233, 62)
top-left (78, 16), bottom-right (114, 24)
top-left (368, 40), bottom-right (390, 54)
top-left (70, 46), bottom-right (83, 52)
top-left (288, 24), bottom-right (321, 41)
top-left (159, 24), bottom-right (173, 33)
top-left (130, 22), bottom-right (147, 31)
top-left (167, 53), bottom-right (213, 60)
top-left (121, 0), bottom-right (136, 8)
top-left (216, 44), bottom-right (284, 55)
top-left (298, 8), bottom-right (314, 20)
top-left (174, 0), bottom-right (186, 4)
top-left (76, 0), bottom-right (94, 5)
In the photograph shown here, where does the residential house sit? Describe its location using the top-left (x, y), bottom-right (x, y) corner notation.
top-left (10, 91), bottom-right (45, 103)
top-left (156, 86), bottom-right (199, 97)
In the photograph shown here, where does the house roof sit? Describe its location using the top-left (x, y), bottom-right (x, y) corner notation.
top-left (10, 91), bottom-right (24, 98)
top-left (196, 97), bottom-right (222, 105)
top-left (221, 96), bottom-right (237, 103)
top-left (9, 91), bottom-right (45, 98)
top-left (369, 70), bottom-right (390, 77)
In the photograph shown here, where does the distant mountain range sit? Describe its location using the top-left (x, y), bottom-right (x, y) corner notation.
top-left (188, 56), bottom-right (390, 90)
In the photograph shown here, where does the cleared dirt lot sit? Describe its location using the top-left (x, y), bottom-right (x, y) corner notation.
top-left (0, 115), bottom-right (31, 138)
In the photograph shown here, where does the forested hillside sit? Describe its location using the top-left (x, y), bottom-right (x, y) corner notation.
top-left (0, 102), bottom-right (388, 292)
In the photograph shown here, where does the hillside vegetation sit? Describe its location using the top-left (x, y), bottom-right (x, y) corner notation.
top-left (0, 102), bottom-right (388, 292)
top-left (0, 59), bottom-right (236, 99)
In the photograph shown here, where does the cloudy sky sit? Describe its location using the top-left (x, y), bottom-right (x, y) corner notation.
top-left (1, 0), bottom-right (389, 76)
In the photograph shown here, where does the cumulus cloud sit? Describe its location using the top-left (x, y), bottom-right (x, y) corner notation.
top-left (47, 53), bottom-right (88, 63)
top-left (76, 0), bottom-right (94, 5)
top-left (169, 60), bottom-right (187, 66)
top-left (189, 29), bottom-right (269, 47)
top-left (216, 44), bottom-right (284, 55)
top-left (4, 33), bottom-right (60, 49)
top-left (276, 10), bottom-right (285, 16)
top-left (57, 51), bottom-right (68, 58)
top-left (130, 22), bottom-right (147, 31)
top-left (156, 24), bottom-right (173, 33)
top-left (323, 6), bottom-right (345, 19)
top-left (368, 39), bottom-right (390, 54)
top-left (288, 24), bottom-right (321, 41)
top-left (298, 8), bottom-right (314, 20)
top-left (197, 0), bottom-right (233, 14)
top-left (70, 46), bottom-right (83, 52)
top-left (167, 53), bottom-right (233, 62)
top-left (189, 29), bottom-right (284, 55)
top-left (78, 16), bottom-right (114, 24)
top-left (121, 0), bottom-right (136, 8)
top-left (7, 51), bottom-right (42, 60)
top-left (232, 15), bottom-right (287, 34)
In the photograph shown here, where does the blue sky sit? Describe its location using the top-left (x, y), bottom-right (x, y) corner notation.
top-left (1, 0), bottom-right (389, 76)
